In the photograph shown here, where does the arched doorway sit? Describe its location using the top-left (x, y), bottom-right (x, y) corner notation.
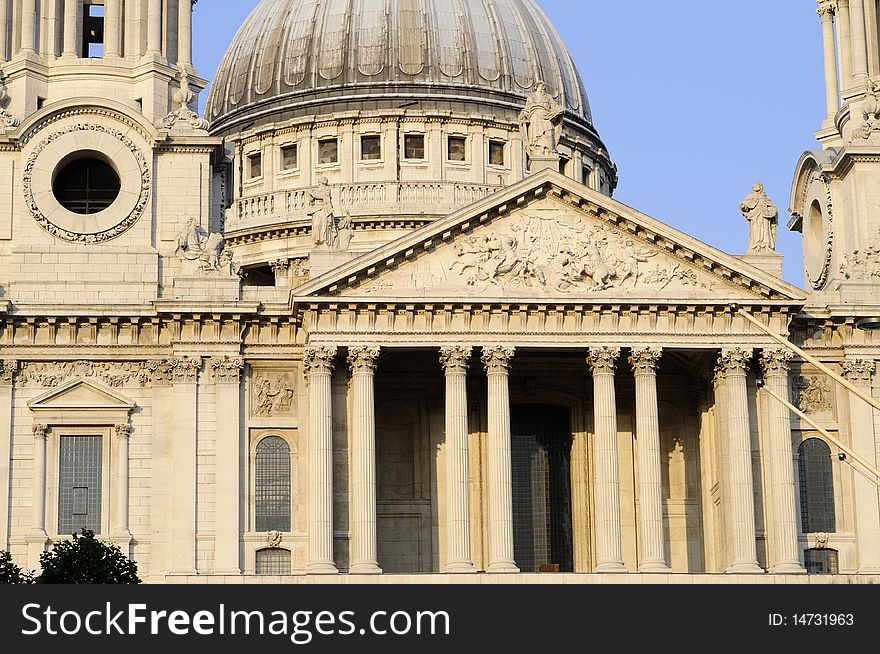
top-left (511, 405), bottom-right (574, 572)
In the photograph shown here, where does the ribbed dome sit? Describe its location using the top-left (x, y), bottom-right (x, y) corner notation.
top-left (206, 0), bottom-right (593, 131)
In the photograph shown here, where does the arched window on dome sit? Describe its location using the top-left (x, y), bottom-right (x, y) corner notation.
top-left (798, 438), bottom-right (836, 533)
top-left (255, 436), bottom-right (292, 532)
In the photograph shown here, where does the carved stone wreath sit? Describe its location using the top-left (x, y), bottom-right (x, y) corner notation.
top-left (22, 123), bottom-right (151, 244)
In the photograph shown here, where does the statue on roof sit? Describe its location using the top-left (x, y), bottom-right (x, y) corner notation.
top-left (519, 81), bottom-right (564, 157)
top-left (740, 182), bottom-right (778, 253)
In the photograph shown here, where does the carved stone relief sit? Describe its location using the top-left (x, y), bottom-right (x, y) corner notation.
top-left (18, 361), bottom-right (152, 388)
top-left (792, 375), bottom-right (833, 415)
top-left (252, 372), bottom-right (296, 417)
top-left (840, 228), bottom-right (880, 282)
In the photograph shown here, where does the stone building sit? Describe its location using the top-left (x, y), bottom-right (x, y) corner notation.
top-left (0, 0), bottom-right (877, 583)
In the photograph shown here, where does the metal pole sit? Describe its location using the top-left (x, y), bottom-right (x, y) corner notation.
top-left (735, 305), bottom-right (880, 414)
top-left (759, 382), bottom-right (880, 482)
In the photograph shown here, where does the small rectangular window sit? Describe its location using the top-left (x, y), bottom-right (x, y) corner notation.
top-left (281, 144), bottom-right (298, 171)
top-left (448, 136), bottom-right (467, 162)
top-left (361, 135), bottom-right (381, 161)
top-left (582, 166), bottom-right (593, 187)
top-left (83, 4), bottom-right (106, 58)
top-left (404, 134), bottom-right (425, 160)
top-left (58, 435), bottom-right (103, 535)
top-left (489, 140), bottom-right (505, 166)
top-left (248, 153), bottom-right (263, 179)
top-left (318, 139), bottom-right (339, 164)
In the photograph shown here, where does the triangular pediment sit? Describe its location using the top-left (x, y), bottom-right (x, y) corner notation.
top-left (295, 171), bottom-right (806, 304)
top-left (28, 379), bottom-right (136, 411)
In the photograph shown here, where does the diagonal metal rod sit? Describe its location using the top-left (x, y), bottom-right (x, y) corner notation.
top-left (759, 382), bottom-right (880, 482)
top-left (735, 306), bottom-right (880, 414)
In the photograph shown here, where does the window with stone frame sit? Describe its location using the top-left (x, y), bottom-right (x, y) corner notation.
top-left (361, 135), bottom-right (382, 161)
top-left (255, 436), bottom-right (291, 532)
top-left (255, 548), bottom-right (292, 575)
top-left (803, 548), bottom-right (839, 574)
top-left (281, 144), bottom-right (298, 171)
top-left (57, 435), bottom-right (103, 535)
top-left (447, 135), bottom-right (467, 162)
top-left (318, 138), bottom-right (339, 165)
top-left (798, 438), bottom-right (836, 533)
top-left (248, 152), bottom-right (263, 179)
top-left (403, 134), bottom-right (425, 160)
top-left (488, 140), bottom-right (506, 166)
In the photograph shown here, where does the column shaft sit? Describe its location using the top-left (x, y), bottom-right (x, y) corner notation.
top-left (819, 3), bottom-right (840, 119)
top-left (111, 425), bottom-right (132, 540)
top-left (170, 360), bottom-right (199, 574)
top-left (306, 346), bottom-right (338, 574)
top-left (590, 347), bottom-right (627, 573)
top-left (719, 349), bottom-right (763, 573)
top-left (27, 424), bottom-right (49, 570)
top-left (177, 0), bottom-right (191, 66)
top-left (20, 0), bottom-right (35, 53)
top-left (483, 346), bottom-right (519, 573)
top-left (349, 347), bottom-right (381, 574)
top-left (213, 358), bottom-right (243, 574)
top-left (441, 347), bottom-right (476, 573)
top-left (147, 0), bottom-right (162, 55)
top-left (1, 0), bottom-right (8, 61)
top-left (149, 379), bottom-right (173, 581)
top-left (62, 0), bottom-right (79, 57)
top-left (0, 363), bottom-right (15, 552)
top-left (105, 0), bottom-right (121, 57)
top-left (850, 0), bottom-right (869, 81)
top-left (760, 351), bottom-right (805, 573)
top-left (839, 0), bottom-right (854, 88)
top-left (630, 348), bottom-right (670, 573)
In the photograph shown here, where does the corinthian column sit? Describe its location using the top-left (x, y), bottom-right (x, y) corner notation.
top-left (0, 361), bottom-right (15, 552)
top-left (111, 423), bottom-right (133, 542)
top-left (850, 0), bottom-right (869, 82)
top-left (629, 347), bottom-right (671, 573)
top-left (348, 346), bottom-right (382, 575)
top-left (589, 347), bottom-right (627, 573)
top-left (213, 357), bottom-right (244, 574)
top-left (718, 348), bottom-right (763, 573)
top-left (838, 0), bottom-right (854, 88)
top-left (305, 345), bottom-right (339, 574)
top-left (817, 1), bottom-right (840, 120)
top-left (482, 346), bottom-right (519, 573)
top-left (759, 350), bottom-right (805, 574)
top-left (841, 358), bottom-right (880, 572)
top-left (440, 346), bottom-right (476, 573)
top-left (27, 423), bottom-right (50, 569)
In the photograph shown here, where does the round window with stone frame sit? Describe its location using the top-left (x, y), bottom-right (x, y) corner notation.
top-left (23, 123), bottom-right (151, 244)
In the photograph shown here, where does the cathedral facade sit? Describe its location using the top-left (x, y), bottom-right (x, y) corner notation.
top-left (0, 0), bottom-right (878, 583)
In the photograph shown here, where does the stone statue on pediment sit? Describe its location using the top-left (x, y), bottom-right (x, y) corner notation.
top-left (740, 182), bottom-right (778, 253)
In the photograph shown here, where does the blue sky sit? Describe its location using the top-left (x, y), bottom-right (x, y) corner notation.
top-left (194, 1), bottom-right (824, 286)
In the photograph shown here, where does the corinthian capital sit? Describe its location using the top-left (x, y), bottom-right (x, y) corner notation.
top-left (114, 424), bottom-right (132, 440)
top-left (817, 0), bottom-right (836, 19)
top-left (212, 356), bottom-right (244, 383)
top-left (841, 358), bottom-right (876, 383)
top-left (629, 347), bottom-right (662, 375)
top-left (32, 424), bottom-right (48, 440)
top-left (481, 345), bottom-right (515, 374)
top-left (0, 360), bottom-right (18, 385)
top-left (759, 349), bottom-right (794, 376)
top-left (588, 347), bottom-right (620, 375)
top-left (348, 346), bottom-right (381, 374)
top-left (716, 348), bottom-right (753, 377)
top-left (440, 346), bottom-right (472, 374)
top-left (303, 345), bottom-right (338, 376)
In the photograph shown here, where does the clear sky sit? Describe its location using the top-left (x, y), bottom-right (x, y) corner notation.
top-left (193, 1), bottom-right (825, 287)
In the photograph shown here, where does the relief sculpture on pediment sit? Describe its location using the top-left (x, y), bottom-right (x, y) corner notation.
top-left (449, 213), bottom-right (711, 294)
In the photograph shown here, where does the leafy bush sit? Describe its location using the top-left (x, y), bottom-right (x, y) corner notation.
top-left (0, 550), bottom-right (35, 584)
top-left (37, 530), bottom-right (141, 584)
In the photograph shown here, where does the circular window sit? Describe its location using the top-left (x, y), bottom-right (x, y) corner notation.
top-left (52, 156), bottom-right (121, 215)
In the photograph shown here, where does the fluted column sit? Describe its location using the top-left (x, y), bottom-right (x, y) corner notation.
top-left (27, 423), bottom-right (49, 569)
top-left (305, 345), bottom-right (339, 574)
top-left (111, 424), bottom-right (133, 541)
top-left (62, 0), bottom-right (80, 57)
top-left (760, 350), bottom-right (805, 574)
top-left (817, 1), bottom-right (840, 120)
top-left (213, 357), bottom-right (244, 574)
top-left (850, 0), bottom-right (869, 82)
top-left (170, 357), bottom-right (200, 574)
top-left (841, 358), bottom-right (880, 572)
top-left (630, 347), bottom-right (671, 573)
top-left (147, 0), bottom-right (163, 56)
top-left (20, 0), bottom-right (36, 53)
top-left (348, 346), bottom-right (382, 575)
top-left (440, 346), bottom-right (476, 573)
top-left (105, 0), bottom-right (121, 57)
top-left (839, 0), bottom-right (854, 87)
top-left (589, 347), bottom-right (627, 573)
top-left (0, 0), bottom-right (9, 61)
top-left (0, 362), bottom-right (16, 552)
top-left (177, 0), bottom-right (192, 68)
top-left (482, 346), bottom-right (519, 573)
top-left (718, 348), bottom-right (763, 573)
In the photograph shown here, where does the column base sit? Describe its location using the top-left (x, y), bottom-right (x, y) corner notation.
top-left (770, 561), bottom-right (807, 574)
top-left (306, 561), bottom-right (339, 575)
top-left (595, 561), bottom-right (628, 574)
top-left (487, 561), bottom-right (520, 574)
top-left (26, 530), bottom-right (50, 570)
top-left (443, 561), bottom-right (478, 574)
top-left (213, 569), bottom-right (243, 576)
top-left (638, 561), bottom-right (672, 574)
top-left (725, 562), bottom-right (765, 574)
top-left (349, 562), bottom-right (383, 575)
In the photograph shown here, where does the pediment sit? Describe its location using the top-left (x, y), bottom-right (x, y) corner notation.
top-left (296, 171), bottom-right (806, 304)
top-left (28, 379), bottom-right (136, 412)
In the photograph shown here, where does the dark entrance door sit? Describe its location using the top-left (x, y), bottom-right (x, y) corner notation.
top-left (511, 405), bottom-right (574, 573)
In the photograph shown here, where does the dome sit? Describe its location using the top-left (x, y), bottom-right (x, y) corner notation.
top-left (206, 0), bottom-right (595, 134)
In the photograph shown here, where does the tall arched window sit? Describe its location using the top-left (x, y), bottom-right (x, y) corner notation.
top-left (255, 436), bottom-right (291, 532)
top-left (798, 438), bottom-right (836, 533)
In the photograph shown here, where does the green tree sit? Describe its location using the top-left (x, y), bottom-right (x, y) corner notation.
top-left (0, 550), bottom-right (35, 584)
top-left (37, 530), bottom-right (141, 584)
